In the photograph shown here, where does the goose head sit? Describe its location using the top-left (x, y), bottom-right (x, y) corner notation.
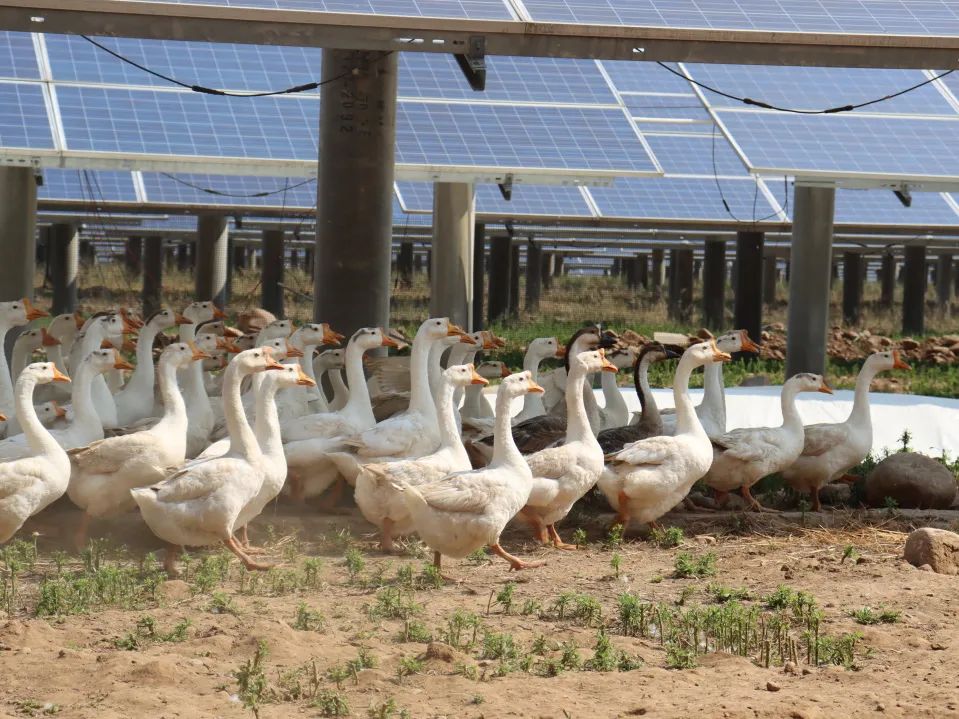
top-left (684, 340), bottom-right (732, 368)
top-left (143, 308), bottom-right (184, 333)
top-left (235, 334), bottom-right (257, 351)
top-left (196, 319), bottom-right (224, 336)
top-left (0, 298), bottom-right (48, 329)
top-left (527, 336), bottom-right (564, 362)
top-left (639, 343), bottom-right (680, 365)
top-left (574, 349), bottom-right (618, 376)
top-left (16, 327), bottom-right (60, 355)
top-left (716, 329), bottom-right (760, 355)
top-left (37, 400), bottom-right (68, 427)
top-left (607, 346), bottom-right (637, 371)
top-left (258, 337), bottom-right (302, 361)
top-left (47, 313), bottom-right (82, 343)
top-left (294, 322), bottom-right (344, 349)
top-left (866, 349), bottom-right (911, 373)
top-left (21, 361), bottom-right (70, 386)
top-left (233, 346), bottom-right (286, 375)
top-left (262, 362), bottom-right (317, 391)
top-left (443, 363), bottom-right (490, 389)
top-left (477, 361), bottom-right (510, 380)
top-left (182, 301), bottom-right (226, 326)
top-left (349, 327), bottom-right (399, 353)
top-left (162, 341), bottom-right (212, 370)
top-left (259, 319), bottom-right (294, 343)
top-left (82, 348), bottom-right (134, 376)
top-left (500, 370), bottom-right (545, 400)
top-left (416, 317), bottom-right (468, 343)
top-left (120, 308), bottom-right (144, 331)
top-left (315, 348), bottom-right (346, 371)
top-left (786, 372), bottom-right (833, 395)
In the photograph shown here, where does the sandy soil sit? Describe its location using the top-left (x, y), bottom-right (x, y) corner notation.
top-left (1, 500), bottom-right (957, 719)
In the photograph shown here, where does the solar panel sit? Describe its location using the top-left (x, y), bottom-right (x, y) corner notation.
top-left (395, 180), bottom-right (594, 215)
top-left (589, 177), bottom-right (779, 221)
top-left (600, 60), bottom-right (696, 95)
top-left (142, 173), bottom-right (317, 206)
top-left (643, 133), bottom-right (747, 176)
top-left (0, 32), bottom-right (39, 80)
top-left (39, 169), bottom-right (139, 202)
top-left (714, 110), bottom-right (959, 180)
top-left (0, 82), bottom-right (54, 149)
top-left (132, 0), bottom-right (516, 19)
top-left (396, 102), bottom-right (657, 173)
top-left (684, 64), bottom-right (956, 116)
top-left (400, 54), bottom-right (616, 104)
top-left (621, 94), bottom-right (711, 123)
top-left (831, 188), bottom-right (959, 225)
top-left (56, 86), bottom-right (318, 160)
top-left (45, 35), bottom-right (322, 93)
top-left (522, 0), bottom-right (959, 35)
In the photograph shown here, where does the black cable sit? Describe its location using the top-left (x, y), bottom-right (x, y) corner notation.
top-left (80, 34), bottom-right (396, 98)
top-left (657, 61), bottom-right (955, 115)
top-left (160, 172), bottom-right (315, 198)
top-left (710, 124), bottom-right (782, 224)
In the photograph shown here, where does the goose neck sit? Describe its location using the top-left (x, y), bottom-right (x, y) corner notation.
top-left (779, 382), bottom-right (803, 431)
top-left (224, 363), bottom-right (261, 459)
top-left (124, 323), bottom-right (161, 396)
top-left (343, 340), bottom-right (374, 423)
top-left (565, 364), bottom-right (594, 443)
top-left (408, 336), bottom-right (436, 416)
top-left (16, 375), bottom-right (58, 457)
top-left (153, 355), bottom-right (188, 432)
top-left (636, 355), bottom-right (660, 426)
top-left (491, 389), bottom-right (524, 467)
top-left (850, 361), bottom-right (880, 424)
top-left (254, 380), bottom-right (285, 461)
top-left (70, 360), bottom-right (103, 430)
top-left (673, 356), bottom-right (706, 437)
top-left (435, 379), bottom-right (462, 450)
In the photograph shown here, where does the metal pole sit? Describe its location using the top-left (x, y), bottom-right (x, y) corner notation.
top-left (430, 182), bottom-right (475, 330)
top-left (49, 223), bottom-right (79, 314)
top-left (842, 251), bottom-right (863, 325)
top-left (262, 229), bottom-right (284, 318)
top-left (702, 239), bottom-right (726, 330)
top-left (667, 249), bottom-right (679, 319)
top-left (734, 231), bottom-right (764, 353)
top-left (194, 214), bottom-right (229, 308)
top-left (142, 236), bottom-right (163, 317)
top-left (315, 49), bottom-right (397, 337)
top-left (472, 223), bottom-right (485, 331)
top-left (786, 186), bottom-right (835, 376)
top-left (487, 236), bottom-right (511, 325)
top-left (525, 240), bottom-right (542, 312)
top-left (902, 245), bottom-right (926, 335)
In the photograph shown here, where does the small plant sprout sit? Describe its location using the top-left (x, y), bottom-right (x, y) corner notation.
top-left (610, 552), bottom-right (623, 578)
top-left (603, 523), bottom-right (625, 549)
top-left (571, 528), bottom-right (588, 548)
top-left (649, 526), bottom-right (684, 549)
top-left (313, 690), bottom-right (350, 717)
top-left (673, 552), bottom-right (717, 578)
top-left (396, 656), bottom-right (424, 680)
top-left (493, 582), bottom-right (516, 614)
top-left (841, 545), bottom-right (858, 564)
top-left (850, 606), bottom-right (901, 625)
top-left (293, 602), bottom-right (324, 631)
top-left (344, 547), bottom-right (366, 581)
top-left (234, 640), bottom-right (269, 719)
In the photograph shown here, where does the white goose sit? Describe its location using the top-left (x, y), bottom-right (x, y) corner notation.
top-left (513, 337), bottom-right (565, 422)
top-left (131, 347), bottom-right (285, 576)
top-left (597, 347), bottom-right (635, 430)
top-left (0, 362), bottom-right (72, 543)
top-left (598, 341), bottom-right (731, 531)
top-left (0, 299), bottom-right (49, 435)
top-left (519, 349), bottom-right (618, 548)
top-left (460, 361), bottom-right (510, 422)
top-left (178, 301), bottom-right (226, 457)
top-left (703, 372), bottom-right (833, 512)
top-left (3, 328), bottom-right (60, 436)
top-left (783, 350), bottom-right (910, 510)
top-left (46, 312), bottom-right (83, 373)
top-left (68, 312), bottom-right (132, 430)
top-left (68, 342), bottom-right (211, 547)
top-left (391, 371), bottom-right (546, 576)
top-left (291, 322), bottom-right (343, 410)
top-left (354, 364), bottom-right (487, 551)
top-left (114, 308), bottom-right (186, 425)
top-left (311, 349), bottom-right (346, 413)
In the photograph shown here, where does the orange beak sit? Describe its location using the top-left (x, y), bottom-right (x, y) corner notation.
top-left (73, 312), bottom-right (85, 329)
top-left (41, 328), bottom-right (61, 347)
top-left (223, 325), bottom-right (243, 339)
top-left (818, 382), bottom-right (833, 394)
top-left (53, 403), bottom-right (67, 419)
top-left (285, 341), bottom-right (304, 359)
top-left (112, 350), bottom-right (134, 371)
top-left (892, 350), bottom-right (911, 371)
top-left (740, 330), bottom-right (760, 354)
top-left (217, 337), bottom-right (241, 354)
top-left (527, 379), bottom-right (546, 394)
top-left (295, 365), bottom-right (317, 387)
top-left (555, 346), bottom-right (567, 359)
top-left (323, 326), bottom-right (344, 345)
top-left (122, 338), bottom-right (137, 353)
top-left (469, 363), bottom-right (490, 386)
top-left (261, 347), bottom-right (285, 370)
top-left (459, 332), bottom-right (477, 345)
top-left (0, 413), bottom-right (6, 422)
top-left (492, 334), bottom-right (507, 349)
top-left (381, 329), bottom-right (400, 349)
top-left (447, 323), bottom-right (467, 338)
top-left (710, 340), bottom-right (733, 363)
top-left (500, 364), bottom-right (510, 378)
top-left (51, 366), bottom-right (71, 383)
top-left (175, 313), bottom-right (192, 325)
top-left (213, 306), bottom-right (227, 320)
top-left (599, 349), bottom-right (618, 373)
top-left (188, 341), bottom-right (212, 361)
top-left (99, 339), bottom-right (115, 350)
top-left (23, 298), bottom-right (48, 321)
top-left (122, 309), bottom-right (144, 330)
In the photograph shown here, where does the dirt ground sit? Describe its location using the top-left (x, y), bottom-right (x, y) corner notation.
top-left (1, 500), bottom-right (957, 719)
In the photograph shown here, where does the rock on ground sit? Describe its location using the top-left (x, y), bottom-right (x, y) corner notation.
top-left (865, 452), bottom-right (957, 509)
top-left (903, 527), bottom-right (959, 575)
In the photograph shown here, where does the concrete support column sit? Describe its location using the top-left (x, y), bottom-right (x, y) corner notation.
top-left (880, 254), bottom-right (896, 308)
top-left (315, 48), bottom-right (398, 337)
top-left (763, 254), bottom-right (777, 305)
top-left (509, 245), bottom-right (521, 317)
top-left (262, 229), bottom-right (285, 318)
top-left (651, 248), bottom-right (664, 298)
top-left (194, 214), bottom-right (229, 308)
top-left (0, 167), bottom-right (37, 304)
top-left (472, 224), bottom-right (485, 331)
top-left (786, 186), bottom-right (835, 376)
top-left (553, 255), bottom-right (564, 277)
top-left (702, 239), bottom-right (726, 330)
top-left (49, 223), bottom-right (79, 315)
top-left (623, 257), bottom-right (637, 290)
top-left (842, 251), bottom-right (863, 325)
top-left (542, 253), bottom-right (554, 291)
top-left (936, 253), bottom-right (953, 311)
top-left (142, 236), bottom-right (163, 318)
top-left (176, 243), bottom-right (190, 272)
top-left (902, 245), bottom-right (926, 335)
top-left (674, 248), bottom-right (694, 323)
top-left (487, 236), bottom-right (511, 325)
top-left (125, 237), bottom-right (143, 276)
top-left (525, 241), bottom-right (542, 311)
top-left (667, 249), bottom-right (680, 318)
top-left (637, 254), bottom-right (649, 289)
top-left (734, 231), bottom-right (764, 348)
top-left (429, 182), bottom-right (475, 330)
top-left (397, 241), bottom-right (414, 288)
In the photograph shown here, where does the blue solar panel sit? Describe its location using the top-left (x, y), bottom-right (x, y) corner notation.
top-left (600, 60), bottom-right (695, 95)
top-left (39, 169), bottom-right (139, 202)
top-left (621, 94), bottom-right (710, 122)
top-left (716, 110), bottom-right (959, 179)
top-left (45, 35), bottom-right (323, 93)
top-left (142, 173), bottom-right (317, 206)
top-left (644, 133), bottom-right (747, 176)
top-left (589, 177), bottom-right (778, 221)
top-left (0, 32), bottom-right (39, 80)
top-left (396, 102), bottom-right (656, 173)
top-left (400, 54), bottom-right (616, 104)
top-left (523, 0), bottom-right (959, 34)
top-left (687, 65), bottom-right (956, 116)
top-left (134, 0), bottom-right (515, 19)
top-left (57, 86), bottom-right (318, 160)
top-left (395, 180), bottom-right (593, 215)
top-left (831, 189), bottom-right (959, 225)
top-left (0, 83), bottom-right (53, 149)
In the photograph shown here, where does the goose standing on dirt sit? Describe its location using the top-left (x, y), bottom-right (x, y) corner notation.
top-left (782, 350), bottom-right (910, 511)
top-left (0, 299), bottom-right (49, 436)
top-left (512, 337), bottom-right (565, 422)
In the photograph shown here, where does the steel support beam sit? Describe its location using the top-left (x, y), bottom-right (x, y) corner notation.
top-left (636, 254), bottom-right (649, 289)
top-left (49, 223), bottom-right (79, 315)
top-left (842, 251), bottom-right (863, 325)
top-left (734, 231), bottom-right (764, 351)
top-left (195, 214), bottom-right (229, 308)
top-left (487, 236), bottom-right (511, 325)
top-left (472, 223), bottom-right (485, 331)
top-left (262, 229), bottom-right (284, 318)
top-left (786, 186), bottom-right (834, 376)
top-left (0, 167), bottom-right (36, 304)
top-left (430, 182), bottom-right (475, 330)
top-left (142, 236), bottom-right (163, 317)
top-left (314, 49), bottom-right (397, 337)
top-left (702, 239), bottom-right (726, 330)
top-left (902, 245), bottom-right (926, 335)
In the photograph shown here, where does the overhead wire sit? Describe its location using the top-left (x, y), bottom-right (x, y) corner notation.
top-left (160, 172), bottom-right (315, 198)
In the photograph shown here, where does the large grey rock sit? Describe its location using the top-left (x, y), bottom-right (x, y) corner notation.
top-left (864, 452), bottom-right (957, 509)
top-left (904, 528), bottom-right (959, 575)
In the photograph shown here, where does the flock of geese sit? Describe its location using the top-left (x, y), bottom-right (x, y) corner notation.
top-left (0, 298), bottom-right (910, 577)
